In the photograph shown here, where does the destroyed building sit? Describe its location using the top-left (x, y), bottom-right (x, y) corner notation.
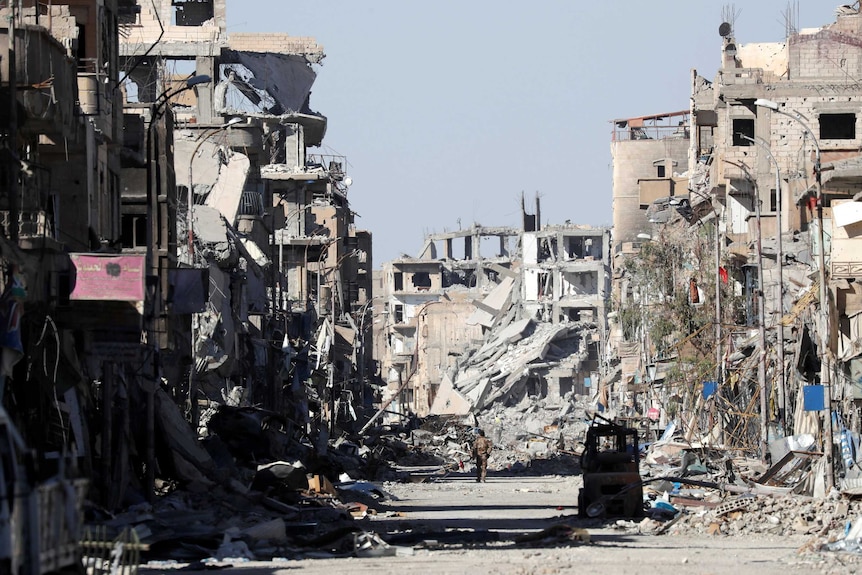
top-left (607, 6), bottom-right (862, 493)
top-left (118, 0), bottom-right (374, 480)
top-left (0, 1), bottom-right (375, 560)
top-left (375, 199), bottom-right (610, 423)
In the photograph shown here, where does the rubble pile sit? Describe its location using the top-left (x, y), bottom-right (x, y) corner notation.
top-left (662, 494), bottom-right (861, 538)
top-left (604, 425), bottom-right (862, 553)
top-left (475, 393), bottom-right (591, 471)
top-left (363, 394), bottom-right (592, 482)
top-left (87, 402), bottom-right (408, 564)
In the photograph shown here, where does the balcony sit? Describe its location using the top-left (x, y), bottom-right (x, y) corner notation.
top-left (0, 210), bottom-right (51, 238)
top-left (77, 59), bottom-right (114, 136)
top-left (0, 23), bottom-right (78, 138)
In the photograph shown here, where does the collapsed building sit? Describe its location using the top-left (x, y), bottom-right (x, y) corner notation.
top-left (0, 1), bottom-right (376, 565)
top-left (607, 6), bottom-right (862, 494)
top-left (375, 199), bottom-right (610, 442)
top-left (117, 0), bottom-right (374, 485)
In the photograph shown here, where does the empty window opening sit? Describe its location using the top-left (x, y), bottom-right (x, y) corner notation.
top-left (559, 377), bottom-right (574, 397)
top-left (121, 214), bottom-right (146, 249)
top-left (770, 189), bottom-right (777, 213)
top-left (656, 165), bottom-right (666, 178)
top-left (393, 272), bottom-right (403, 291)
top-left (411, 272), bottom-right (432, 289)
top-left (393, 304), bottom-right (404, 323)
top-left (820, 113), bottom-right (856, 140)
top-left (732, 118), bottom-right (754, 146)
top-left (566, 308), bottom-right (594, 322)
top-left (564, 236), bottom-right (599, 260)
top-left (561, 271), bottom-right (597, 296)
top-left (172, 0), bottom-right (214, 26)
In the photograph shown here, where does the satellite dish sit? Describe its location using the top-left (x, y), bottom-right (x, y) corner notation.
top-left (719, 22), bottom-right (732, 37)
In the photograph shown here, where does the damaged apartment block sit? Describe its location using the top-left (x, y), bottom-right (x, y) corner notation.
top-left (118, 0), bottom-right (374, 479)
top-left (375, 197), bottom-right (610, 423)
top-left (0, 0), bottom-right (373, 548)
top-left (606, 7), bottom-right (862, 494)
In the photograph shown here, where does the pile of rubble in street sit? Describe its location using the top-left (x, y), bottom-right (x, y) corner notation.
top-left (371, 392), bottom-right (592, 481)
top-left (85, 400), bottom-right (413, 566)
top-left (81, 393), bottom-right (862, 569)
top-left (602, 423), bottom-right (862, 558)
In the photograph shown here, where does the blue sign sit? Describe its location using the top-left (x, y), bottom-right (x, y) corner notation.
top-left (803, 385), bottom-right (825, 411)
top-left (702, 381), bottom-right (718, 400)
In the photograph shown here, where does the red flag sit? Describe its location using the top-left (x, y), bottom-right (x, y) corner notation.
top-left (719, 267), bottom-right (728, 283)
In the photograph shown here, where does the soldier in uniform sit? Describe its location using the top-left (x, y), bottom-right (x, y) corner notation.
top-left (472, 429), bottom-right (493, 482)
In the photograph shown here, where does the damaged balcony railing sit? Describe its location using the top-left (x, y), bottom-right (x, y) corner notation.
top-left (307, 154), bottom-right (347, 174)
top-left (306, 154), bottom-right (351, 190)
top-left (0, 209), bottom-right (53, 239)
top-left (80, 526), bottom-right (146, 574)
top-left (611, 110), bottom-right (690, 142)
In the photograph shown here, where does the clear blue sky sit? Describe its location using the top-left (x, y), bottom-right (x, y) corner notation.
top-left (228, 1), bottom-right (836, 265)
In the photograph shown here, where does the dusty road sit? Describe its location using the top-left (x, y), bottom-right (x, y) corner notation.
top-left (142, 469), bottom-right (859, 574)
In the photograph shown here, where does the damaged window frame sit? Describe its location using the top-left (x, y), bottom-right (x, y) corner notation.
top-left (171, 0), bottom-right (215, 27)
top-left (819, 112), bottom-right (857, 140)
top-left (732, 118), bottom-right (755, 146)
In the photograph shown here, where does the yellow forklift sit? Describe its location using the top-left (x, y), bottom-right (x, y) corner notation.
top-left (578, 415), bottom-right (644, 518)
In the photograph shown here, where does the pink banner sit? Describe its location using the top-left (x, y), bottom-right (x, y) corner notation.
top-left (70, 254), bottom-right (145, 302)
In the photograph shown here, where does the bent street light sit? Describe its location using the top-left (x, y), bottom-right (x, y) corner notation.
top-left (754, 97), bottom-right (833, 489)
top-left (754, 99), bottom-right (821, 184)
top-left (154, 74), bottom-right (212, 109)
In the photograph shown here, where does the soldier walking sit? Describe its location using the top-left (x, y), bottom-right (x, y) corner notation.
top-left (472, 429), bottom-right (493, 482)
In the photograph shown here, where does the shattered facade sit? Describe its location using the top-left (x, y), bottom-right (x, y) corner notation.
top-left (118, 0), bottom-right (374, 477)
top-left (376, 203), bottom-right (610, 424)
top-left (608, 7), bottom-right (862, 494)
top-left (0, 0), bottom-right (374, 565)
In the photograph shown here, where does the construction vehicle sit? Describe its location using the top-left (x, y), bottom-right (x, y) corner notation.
top-left (578, 415), bottom-right (644, 518)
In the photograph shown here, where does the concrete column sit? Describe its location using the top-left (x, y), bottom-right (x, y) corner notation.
top-left (195, 56), bottom-right (217, 124)
top-left (547, 376), bottom-right (561, 401)
top-left (214, 0), bottom-right (228, 31)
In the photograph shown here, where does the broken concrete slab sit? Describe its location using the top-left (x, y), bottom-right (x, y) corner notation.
top-left (467, 276), bottom-right (514, 328)
top-left (428, 373), bottom-right (471, 416)
top-left (154, 388), bottom-right (217, 483)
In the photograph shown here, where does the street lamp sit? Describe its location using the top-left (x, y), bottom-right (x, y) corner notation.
top-left (144, 74), bottom-right (211, 502)
top-left (739, 134), bottom-right (786, 434)
top-left (754, 97), bottom-right (833, 488)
